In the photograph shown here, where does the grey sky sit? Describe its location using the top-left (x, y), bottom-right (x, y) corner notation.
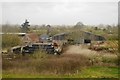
top-left (2, 2), bottom-right (118, 25)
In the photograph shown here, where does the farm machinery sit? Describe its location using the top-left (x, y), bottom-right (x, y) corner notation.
top-left (10, 42), bottom-right (63, 55)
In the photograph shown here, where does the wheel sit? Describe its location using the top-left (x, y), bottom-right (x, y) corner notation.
top-left (54, 52), bottom-right (57, 55)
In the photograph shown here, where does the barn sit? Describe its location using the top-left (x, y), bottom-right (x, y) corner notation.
top-left (75, 31), bottom-right (106, 44)
top-left (83, 31), bottom-right (105, 43)
top-left (52, 32), bottom-right (68, 40)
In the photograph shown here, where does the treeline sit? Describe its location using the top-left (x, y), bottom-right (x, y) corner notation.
top-left (2, 24), bottom-right (20, 33)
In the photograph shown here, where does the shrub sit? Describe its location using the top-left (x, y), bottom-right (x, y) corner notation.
top-left (2, 34), bottom-right (22, 48)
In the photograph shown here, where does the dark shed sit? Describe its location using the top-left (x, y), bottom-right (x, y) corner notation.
top-left (52, 33), bottom-right (68, 40)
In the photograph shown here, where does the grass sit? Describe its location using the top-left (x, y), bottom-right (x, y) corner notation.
top-left (2, 53), bottom-right (91, 75)
top-left (2, 45), bottom-right (119, 78)
top-left (76, 66), bottom-right (119, 78)
top-left (2, 66), bottom-right (119, 78)
top-left (2, 51), bottom-right (119, 78)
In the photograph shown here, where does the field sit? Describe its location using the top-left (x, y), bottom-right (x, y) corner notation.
top-left (2, 45), bottom-right (119, 78)
top-left (1, 24), bottom-right (119, 78)
top-left (2, 67), bottom-right (118, 78)
top-left (2, 54), bottom-right (119, 78)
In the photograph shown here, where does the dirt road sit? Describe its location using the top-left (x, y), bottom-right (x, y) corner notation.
top-left (64, 45), bottom-right (117, 58)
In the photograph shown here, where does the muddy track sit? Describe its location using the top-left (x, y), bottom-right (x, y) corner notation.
top-left (64, 45), bottom-right (117, 58)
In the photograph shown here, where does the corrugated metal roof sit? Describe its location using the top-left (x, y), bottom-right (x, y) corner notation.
top-left (53, 32), bottom-right (68, 37)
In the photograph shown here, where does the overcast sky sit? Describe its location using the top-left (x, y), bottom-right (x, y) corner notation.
top-left (1, 1), bottom-right (118, 25)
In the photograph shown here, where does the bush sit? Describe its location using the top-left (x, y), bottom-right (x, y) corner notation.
top-left (2, 34), bottom-right (22, 48)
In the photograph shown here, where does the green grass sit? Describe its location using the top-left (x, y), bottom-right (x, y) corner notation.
top-left (2, 66), bottom-right (119, 78)
top-left (76, 66), bottom-right (119, 78)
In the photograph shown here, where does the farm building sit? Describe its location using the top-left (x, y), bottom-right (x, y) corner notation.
top-left (22, 33), bottom-right (39, 44)
top-left (52, 32), bottom-right (68, 47)
top-left (70, 31), bottom-right (106, 44)
top-left (80, 31), bottom-right (106, 44)
top-left (52, 32), bottom-right (68, 40)
top-left (83, 31), bottom-right (105, 41)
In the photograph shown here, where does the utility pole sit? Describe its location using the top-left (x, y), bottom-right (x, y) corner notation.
top-left (46, 25), bottom-right (51, 35)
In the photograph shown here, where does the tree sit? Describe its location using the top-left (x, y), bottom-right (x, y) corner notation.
top-left (21, 19), bottom-right (30, 33)
top-left (94, 27), bottom-right (98, 30)
top-left (74, 22), bottom-right (84, 29)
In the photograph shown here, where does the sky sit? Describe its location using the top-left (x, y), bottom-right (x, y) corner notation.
top-left (1, 0), bottom-right (118, 25)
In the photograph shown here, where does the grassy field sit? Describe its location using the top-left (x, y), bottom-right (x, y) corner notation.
top-left (2, 49), bottom-right (119, 78)
top-left (2, 66), bottom-right (119, 78)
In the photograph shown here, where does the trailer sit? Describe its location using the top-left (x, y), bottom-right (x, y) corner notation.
top-left (32, 43), bottom-right (60, 55)
top-left (10, 42), bottom-right (62, 55)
